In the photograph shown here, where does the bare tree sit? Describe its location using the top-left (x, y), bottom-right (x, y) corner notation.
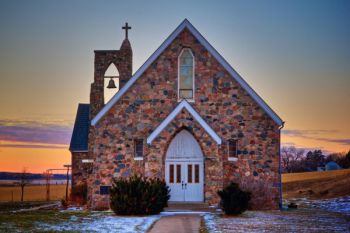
top-left (281, 146), bottom-right (305, 173)
top-left (19, 167), bottom-right (32, 202)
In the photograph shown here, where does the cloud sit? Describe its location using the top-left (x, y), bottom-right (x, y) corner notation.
top-left (282, 129), bottom-right (339, 137)
top-left (281, 142), bottom-right (335, 155)
top-left (281, 142), bottom-right (296, 147)
top-left (282, 129), bottom-right (350, 146)
top-left (314, 138), bottom-right (350, 145)
top-left (0, 119), bottom-right (73, 145)
top-left (0, 143), bottom-right (68, 149)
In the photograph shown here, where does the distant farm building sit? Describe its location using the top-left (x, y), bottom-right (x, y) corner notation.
top-left (325, 161), bottom-right (342, 171)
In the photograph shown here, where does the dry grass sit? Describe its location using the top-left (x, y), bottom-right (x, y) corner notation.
top-left (282, 169), bottom-right (350, 199)
top-left (0, 185), bottom-right (69, 202)
top-left (282, 169), bottom-right (350, 183)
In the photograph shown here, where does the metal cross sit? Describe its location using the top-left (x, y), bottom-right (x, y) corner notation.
top-left (122, 22), bottom-right (131, 39)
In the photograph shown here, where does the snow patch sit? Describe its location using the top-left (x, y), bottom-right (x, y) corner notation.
top-left (36, 213), bottom-right (160, 233)
top-left (203, 213), bottom-right (221, 233)
top-left (288, 196), bottom-right (350, 215)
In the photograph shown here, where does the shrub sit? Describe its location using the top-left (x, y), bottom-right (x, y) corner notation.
top-left (239, 177), bottom-right (273, 210)
top-left (217, 182), bottom-right (251, 215)
top-left (110, 175), bottom-right (170, 215)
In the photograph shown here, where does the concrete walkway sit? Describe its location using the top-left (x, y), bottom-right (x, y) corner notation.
top-left (147, 214), bottom-right (202, 233)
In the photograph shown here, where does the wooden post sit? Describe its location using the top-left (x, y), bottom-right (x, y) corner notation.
top-left (45, 170), bottom-right (51, 201)
top-left (65, 166), bottom-right (70, 201)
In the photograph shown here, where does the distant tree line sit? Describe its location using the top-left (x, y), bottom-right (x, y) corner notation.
top-left (0, 172), bottom-right (70, 180)
top-left (281, 146), bottom-right (350, 173)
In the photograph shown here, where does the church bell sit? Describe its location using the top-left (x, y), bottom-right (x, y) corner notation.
top-left (106, 78), bottom-right (117, 89)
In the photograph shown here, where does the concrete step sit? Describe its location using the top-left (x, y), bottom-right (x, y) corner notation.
top-left (165, 202), bottom-right (220, 213)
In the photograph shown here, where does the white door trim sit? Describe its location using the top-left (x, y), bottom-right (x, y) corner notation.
top-left (165, 130), bottom-right (204, 202)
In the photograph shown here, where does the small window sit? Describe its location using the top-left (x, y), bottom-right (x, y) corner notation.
top-left (187, 164), bottom-right (192, 183)
top-left (176, 164), bottom-right (181, 183)
top-left (194, 164), bottom-right (200, 183)
top-left (178, 48), bottom-right (194, 100)
top-left (169, 164), bottom-right (174, 183)
top-left (134, 139), bottom-right (143, 159)
top-left (100, 185), bottom-right (111, 195)
top-left (228, 139), bottom-right (238, 159)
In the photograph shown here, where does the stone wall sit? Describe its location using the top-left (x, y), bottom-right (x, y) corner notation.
top-left (87, 28), bottom-right (281, 210)
top-left (71, 152), bottom-right (88, 187)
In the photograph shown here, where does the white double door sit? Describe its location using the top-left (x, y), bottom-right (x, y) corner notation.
top-left (165, 159), bottom-right (204, 202)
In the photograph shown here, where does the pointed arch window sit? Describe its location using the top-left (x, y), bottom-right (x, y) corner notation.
top-left (178, 48), bottom-right (194, 101)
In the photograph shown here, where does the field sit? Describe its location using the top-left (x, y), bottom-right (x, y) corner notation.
top-left (282, 169), bottom-right (350, 199)
top-left (282, 169), bottom-right (350, 183)
top-left (1, 169), bottom-right (349, 202)
top-left (0, 184), bottom-right (69, 202)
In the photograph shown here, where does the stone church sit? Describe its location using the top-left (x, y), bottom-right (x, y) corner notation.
top-left (69, 19), bottom-right (284, 210)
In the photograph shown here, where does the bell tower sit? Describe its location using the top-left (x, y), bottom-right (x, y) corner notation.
top-left (90, 22), bottom-right (133, 118)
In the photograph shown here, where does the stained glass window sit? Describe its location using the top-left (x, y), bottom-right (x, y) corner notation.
top-left (179, 49), bottom-right (194, 99)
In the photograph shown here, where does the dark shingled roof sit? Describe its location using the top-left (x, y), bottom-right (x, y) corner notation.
top-left (69, 104), bottom-right (90, 152)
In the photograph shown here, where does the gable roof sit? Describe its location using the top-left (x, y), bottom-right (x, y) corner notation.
top-left (69, 104), bottom-right (90, 152)
top-left (147, 100), bottom-right (222, 145)
top-left (91, 19), bottom-right (283, 126)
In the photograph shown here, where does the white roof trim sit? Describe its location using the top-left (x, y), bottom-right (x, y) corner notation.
top-left (91, 19), bottom-right (283, 126)
top-left (147, 100), bottom-right (222, 145)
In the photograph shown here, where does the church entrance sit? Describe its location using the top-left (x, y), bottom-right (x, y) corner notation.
top-left (165, 130), bottom-right (204, 202)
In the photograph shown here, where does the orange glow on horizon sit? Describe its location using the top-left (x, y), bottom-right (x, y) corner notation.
top-left (0, 141), bottom-right (70, 173)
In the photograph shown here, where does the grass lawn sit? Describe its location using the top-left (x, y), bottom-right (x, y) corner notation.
top-left (0, 207), bottom-right (160, 233)
top-left (204, 208), bottom-right (350, 233)
top-left (0, 209), bottom-right (90, 232)
top-left (1, 198), bottom-right (350, 233)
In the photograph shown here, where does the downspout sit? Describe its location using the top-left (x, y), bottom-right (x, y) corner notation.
top-left (278, 121), bottom-right (285, 210)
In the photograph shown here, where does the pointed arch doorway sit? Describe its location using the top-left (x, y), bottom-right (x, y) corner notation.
top-left (165, 130), bottom-right (204, 202)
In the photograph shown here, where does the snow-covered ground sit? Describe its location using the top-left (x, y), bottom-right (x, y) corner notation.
top-left (2, 197), bottom-right (350, 233)
top-left (203, 209), bottom-right (350, 233)
top-left (35, 212), bottom-right (160, 233)
top-left (203, 197), bottom-right (350, 233)
top-left (34, 211), bottom-right (210, 233)
top-left (288, 196), bottom-right (350, 216)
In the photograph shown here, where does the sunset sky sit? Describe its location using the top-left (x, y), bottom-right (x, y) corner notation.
top-left (0, 0), bottom-right (349, 173)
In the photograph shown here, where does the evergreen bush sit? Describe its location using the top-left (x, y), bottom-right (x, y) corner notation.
top-left (217, 182), bottom-right (251, 215)
top-left (110, 175), bottom-right (170, 215)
